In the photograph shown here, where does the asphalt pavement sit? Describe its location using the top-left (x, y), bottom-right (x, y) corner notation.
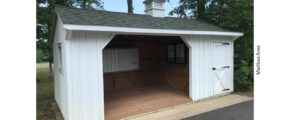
top-left (182, 100), bottom-right (253, 120)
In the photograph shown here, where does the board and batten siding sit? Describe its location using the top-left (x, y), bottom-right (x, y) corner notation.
top-left (65, 31), bottom-right (115, 120)
top-left (54, 18), bottom-right (236, 120)
top-left (182, 35), bottom-right (234, 101)
top-left (53, 17), bottom-right (69, 119)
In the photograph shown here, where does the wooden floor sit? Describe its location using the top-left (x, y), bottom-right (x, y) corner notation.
top-left (104, 85), bottom-right (191, 120)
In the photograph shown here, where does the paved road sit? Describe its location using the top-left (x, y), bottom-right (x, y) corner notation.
top-left (183, 100), bottom-right (253, 120)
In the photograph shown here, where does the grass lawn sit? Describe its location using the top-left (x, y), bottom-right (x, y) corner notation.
top-left (37, 67), bottom-right (61, 120)
top-left (37, 62), bottom-right (49, 66)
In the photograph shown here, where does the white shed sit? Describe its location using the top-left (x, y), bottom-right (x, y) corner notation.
top-left (51, 2), bottom-right (243, 120)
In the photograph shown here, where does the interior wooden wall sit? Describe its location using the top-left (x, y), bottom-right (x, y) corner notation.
top-left (103, 40), bottom-right (189, 92)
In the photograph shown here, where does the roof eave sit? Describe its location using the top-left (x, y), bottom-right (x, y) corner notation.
top-left (63, 24), bottom-right (244, 38)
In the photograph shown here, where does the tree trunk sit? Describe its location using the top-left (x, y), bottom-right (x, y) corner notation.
top-left (47, 6), bottom-right (54, 80)
top-left (49, 61), bottom-right (53, 79)
top-left (82, 0), bottom-right (87, 8)
top-left (127, 0), bottom-right (133, 14)
top-left (197, 0), bottom-right (206, 19)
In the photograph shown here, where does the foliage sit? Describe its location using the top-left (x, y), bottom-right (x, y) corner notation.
top-left (170, 0), bottom-right (254, 91)
top-left (65, 0), bottom-right (104, 9)
top-left (36, 0), bottom-right (104, 63)
top-left (37, 49), bottom-right (48, 63)
top-left (169, 0), bottom-right (208, 19)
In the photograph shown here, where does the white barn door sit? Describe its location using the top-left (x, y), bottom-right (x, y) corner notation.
top-left (212, 41), bottom-right (232, 95)
top-left (182, 35), bottom-right (234, 101)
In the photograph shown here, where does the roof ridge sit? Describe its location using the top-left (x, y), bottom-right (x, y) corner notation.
top-left (55, 5), bottom-right (152, 17)
top-left (54, 5), bottom-right (198, 21)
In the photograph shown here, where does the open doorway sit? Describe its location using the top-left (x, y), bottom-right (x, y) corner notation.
top-left (102, 35), bottom-right (191, 120)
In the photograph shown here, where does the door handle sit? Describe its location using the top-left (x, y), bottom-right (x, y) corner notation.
top-left (212, 67), bottom-right (216, 70)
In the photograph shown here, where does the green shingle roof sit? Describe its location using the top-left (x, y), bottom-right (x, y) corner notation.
top-left (55, 5), bottom-right (229, 32)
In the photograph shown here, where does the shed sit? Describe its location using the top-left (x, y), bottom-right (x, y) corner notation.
top-left (52, 1), bottom-right (243, 120)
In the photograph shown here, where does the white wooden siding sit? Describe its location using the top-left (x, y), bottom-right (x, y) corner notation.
top-left (103, 48), bottom-right (139, 73)
top-left (65, 31), bottom-right (114, 120)
top-left (182, 35), bottom-right (234, 101)
top-left (53, 17), bottom-right (69, 119)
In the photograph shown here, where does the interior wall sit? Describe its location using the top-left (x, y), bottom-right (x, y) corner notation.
top-left (103, 37), bottom-right (189, 92)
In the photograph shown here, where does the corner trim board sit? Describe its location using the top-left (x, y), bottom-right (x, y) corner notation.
top-left (65, 30), bottom-right (72, 40)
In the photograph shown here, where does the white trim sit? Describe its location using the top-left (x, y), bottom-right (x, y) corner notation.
top-left (65, 30), bottom-right (72, 40)
top-left (63, 24), bottom-right (244, 37)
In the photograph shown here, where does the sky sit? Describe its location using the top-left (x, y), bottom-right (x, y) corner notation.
top-left (103, 0), bottom-right (179, 16)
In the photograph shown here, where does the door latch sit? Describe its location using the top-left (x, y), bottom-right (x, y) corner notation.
top-left (212, 66), bottom-right (229, 70)
top-left (222, 66), bottom-right (230, 69)
top-left (222, 88), bottom-right (230, 91)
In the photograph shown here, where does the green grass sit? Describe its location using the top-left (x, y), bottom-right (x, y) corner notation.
top-left (37, 68), bottom-right (53, 96)
top-left (37, 62), bottom-right (49, 65)
top-left (37, 68), bottom-right (56, 120)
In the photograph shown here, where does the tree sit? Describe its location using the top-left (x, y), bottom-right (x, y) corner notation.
top-left (127, 0), bottom-right (133, 14)
top-left (197, 0), bottom-right (206, 19)
top-left (37, 0), bottom-right (63, 79)
top-left (169, 0), bottom-right (208, 19)
top-left (170, 0), bottom-right (254, 91)
top-left (66, 0), bottom-right (104, 9)
top-left (37, 0), bottom-right (104, 79)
